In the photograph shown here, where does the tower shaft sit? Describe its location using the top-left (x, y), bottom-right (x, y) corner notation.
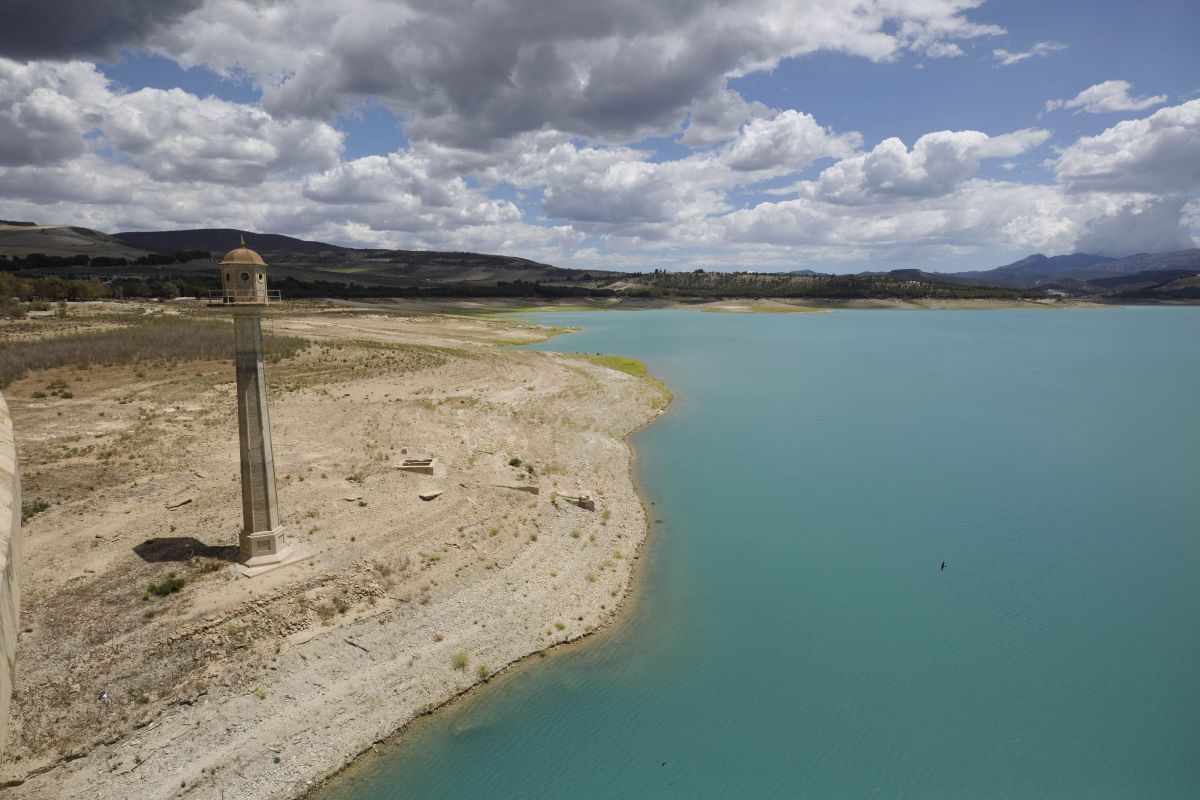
top-left (234, 312), bottom-right (279, 534)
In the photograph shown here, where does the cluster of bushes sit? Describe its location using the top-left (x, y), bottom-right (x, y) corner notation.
top-left (0, 271), bottom-right (220, 307)
top-left (0, 250), bottom-right (211, 271)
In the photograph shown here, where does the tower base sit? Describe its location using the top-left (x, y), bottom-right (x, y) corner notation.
top-left (236, 527), bottom-right (313, 577)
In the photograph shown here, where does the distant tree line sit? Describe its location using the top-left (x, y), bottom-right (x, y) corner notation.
top-left (0, 271), bottom-right (221, 311)
top-left (0, 250), bottom-right (211, 271)
top-left (270, 276), bottom-right (619, 299)
top-left (632, 270), bottom-right (1037, 300)
top-left (0, 263), bottom-right (1040, 314)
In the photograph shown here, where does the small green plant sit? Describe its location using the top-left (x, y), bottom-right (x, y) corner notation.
top-left (585, 571), bottom-right (597, 583)
top-left (21, 498), bottom-right (50, 522)
top-left (147, 573), bottom-right (185, 597)
top-left (31, 391), bottom-right (46, 399)
top-left (508, 457), bottom-right (522, 467)
top-left (451, 651), bottom-right (469, 670)
top-left (477, 663), bottom-right (491, 680)
top-left (254, 686), bottom-right (268, 701)
top-left (347, 472), bottom-right (365, 483)
top-left (570, 529), bottom-right (581, 539)
top-left (554, 621), bottom-right (566, 631)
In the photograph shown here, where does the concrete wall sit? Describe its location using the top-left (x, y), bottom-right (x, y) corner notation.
top-left (0, 393), bottom-right (20, 760)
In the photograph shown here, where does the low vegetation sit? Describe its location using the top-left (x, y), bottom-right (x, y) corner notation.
top-left (146, 573), bottom-right (185, 598)
top-left (573, 354), bottom-right (647, 378)
top-left (0, 315), bottom-right (308, 387)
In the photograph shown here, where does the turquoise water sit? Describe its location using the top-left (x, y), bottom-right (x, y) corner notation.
top-left (323, 308), bottom-right (1200, 799)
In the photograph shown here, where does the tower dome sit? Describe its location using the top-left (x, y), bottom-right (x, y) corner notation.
top-left (219, 235), bottom-right (266, 267)
top-left (217, 235), bottom-right (270, 303)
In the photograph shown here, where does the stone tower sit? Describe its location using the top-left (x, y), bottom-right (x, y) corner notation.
top-left (211, 237), bottom-right (308, 575)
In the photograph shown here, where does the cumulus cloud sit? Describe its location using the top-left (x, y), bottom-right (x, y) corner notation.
top-left (1053, 99), bottom-right (1200, 193)
top-left (0, 58), bottom-right (343, 182)
top-left (1045, 80), bottom-right (1168, 114)
top-left (3, 5), bottom-right (1197, 269)
top-left (1074, 195), bottom-right (1195, 256)
top-left (992, 41), bottom-right (1067, 67)
top-left (722, 110), bottom-right (861, 172)
top-left (145, 0), bottom-right (1002, 149)
top-left (813, 127), bottom-right (1050, 204)
top-left (301, 152), bottom-right (521, 232)
top-left (680, 86), bottom-right (772, 148)
top-left (104, 88), bottom-right (343, 184)
top-left (0, 0), bottom-right (204, 60)
top-left (718, 179), bottom-right (1092, 255)
top-left (0, 59), bottom-right (107, 166)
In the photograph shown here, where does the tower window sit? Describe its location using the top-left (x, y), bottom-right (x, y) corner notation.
top-left (225, 272), bottom-right (231, 281)
top-left (240, 271), bottom-right (250, 281)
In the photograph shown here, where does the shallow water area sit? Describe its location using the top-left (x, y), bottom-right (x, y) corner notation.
top-left (320, 307), bottom-right (1200, 800)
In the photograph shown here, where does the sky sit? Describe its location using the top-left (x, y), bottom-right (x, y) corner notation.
top-left (0, 0), bottom-right (1197, 273)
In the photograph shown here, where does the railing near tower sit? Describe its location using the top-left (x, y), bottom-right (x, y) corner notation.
top-left (206, 289), bottom-right (282, 305)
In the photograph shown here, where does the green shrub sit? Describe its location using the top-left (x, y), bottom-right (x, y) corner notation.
top-left (147, 573), bottom-right (185, 597)
top-left (451, 651), bottom-right (469, 670)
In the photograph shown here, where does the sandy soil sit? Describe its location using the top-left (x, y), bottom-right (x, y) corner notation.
top-left (0, 304), bottom-right (668, 798)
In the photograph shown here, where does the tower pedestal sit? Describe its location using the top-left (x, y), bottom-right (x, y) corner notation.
top-left (236, 521), bottom-right (314, 578)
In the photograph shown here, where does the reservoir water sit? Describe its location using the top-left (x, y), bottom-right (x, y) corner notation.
top-left (322, 307), bottom-right (1200, 799)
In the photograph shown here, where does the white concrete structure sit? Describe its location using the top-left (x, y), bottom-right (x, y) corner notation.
top-left (0, 392), bottom-right (22, 760)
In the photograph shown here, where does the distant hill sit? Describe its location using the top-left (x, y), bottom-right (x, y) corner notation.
top-left (10, 222), bottom-right (1198, 302)
top-left (950, 253), bottom-right (1113, 287)
top-left (1096, 269), bottom-right (1200, 301)
top-left (115, 228), bottom-right (344, 256)
top-left (950, 250), bottom-right (1200, 288)
top-left (12, 225), bottom-right (627, 289)
top-left (0, 223), bottom-right (155, 260)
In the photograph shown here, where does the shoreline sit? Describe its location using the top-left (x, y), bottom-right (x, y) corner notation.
top-left (1, 303), bottom-right (672, 799)
top-left (303, 380), bottom-right (670, 797)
